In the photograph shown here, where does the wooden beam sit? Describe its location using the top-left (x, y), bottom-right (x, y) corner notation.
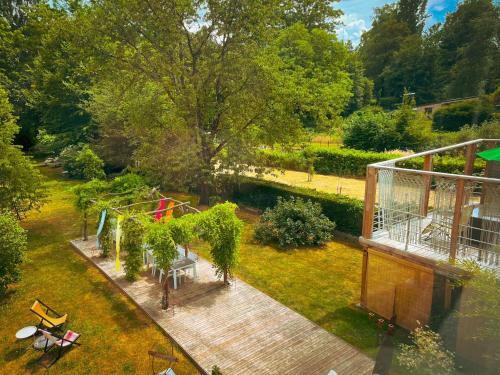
top-left (450, 180), bottom-right (465, 261)
top-left (463, 143), bottom-right (477, 175)
top-left (420, 154), bottom-right (433, 216)
top-left (362, 167), bottom-right (377, 239)
top-left (480, 141), bottom-right (497, 204)
top-left (360, 248), bottom-right (369, 307)
top-left (450, 143), bottom-right (477, 261)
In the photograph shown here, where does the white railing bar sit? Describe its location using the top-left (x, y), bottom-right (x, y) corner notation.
top-left (371, 139), bottom-right (500, 167)
top-left (373, 165), bottom-right (500, 183)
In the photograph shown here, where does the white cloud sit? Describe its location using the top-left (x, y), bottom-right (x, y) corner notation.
top-left (336, 13), bottom-right (369, 45)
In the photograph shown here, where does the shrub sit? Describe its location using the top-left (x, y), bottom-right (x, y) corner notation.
top-left (259, 145), bottom-right (485, 177)
top-left (259, 146), bottom-right (400, 177)
top-left (0, 211), bottom-right (27, 295)
top-left (343, 107), bottom-right (399, 152)
top-left (433, 100), bottom-right (493, 131)
top-left (60, 144), bottom-right (105, 180)
top-left (397, 325), bottom-right (454, 375)
top-left (230, 177), bottom-right (363, 236)
top-left (109, 173), bottom-right (147, 193)
top-left (254, 196), bottom-right (335, 248)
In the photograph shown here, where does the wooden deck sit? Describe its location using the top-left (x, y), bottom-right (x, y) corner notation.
top-left (71, 236), bottom-right (374, 375)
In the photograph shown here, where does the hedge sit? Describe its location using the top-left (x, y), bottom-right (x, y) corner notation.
top-left (259, 146), bottom-right (485, 177)
top-left (229, 177), bottom-right (364, 236)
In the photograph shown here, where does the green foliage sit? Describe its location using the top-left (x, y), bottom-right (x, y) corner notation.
top-left (276, 23), bottom-right (352, 130)
top-left (254, 196), bottom-right (335, 248)
top-left (198, 203), bottom-right (243, 284)
top-left (99, 212), bottom-right (113, 258)
top-left (231, 177), bottom-right (363, 236)
top-left (144, 222), bottom-right (178, 280)
top-left (343, 107), bottom-right (399, 151)
top-left (60, 144), bottom-right (105, 180)
top-left (0, 210), bottom-right (27, 295)
top-left (455, 261), bottom-right (500, 348)
top-left (109, 173), bottom-right (147, 193)
top-left (211, 365), bottom-right (222, 375)
top-left (260, 146), bottom-right (400, 177)
top-left (260, 143), bottom-right (486, 177)
top-left (166, 214), bottom-right (198, 246)
top-left (72, 179), bottom-right (109, 212)
top-left (397, 325), bottom-right (455, 375)
top-left (0, 85), bottom-right (46, 218)
top-left (432, 99), bottom-right (494, 131)
top-left (122, 213), bottom-right (145, 282)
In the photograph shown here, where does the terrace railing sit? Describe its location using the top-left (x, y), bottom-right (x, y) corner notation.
top-left (361, 139), bottom-right (500, 270)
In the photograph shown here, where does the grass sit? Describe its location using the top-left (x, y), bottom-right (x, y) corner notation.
top-left (0, 167), bottom-right (198, 374)
top-left (193, 209), bottom-right (384, 357)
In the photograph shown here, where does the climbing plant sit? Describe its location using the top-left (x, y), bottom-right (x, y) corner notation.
top-left (122, 212), bottom-right (146, 281)
top-left (144, 222), bottom-right (178, 309)
top-left (166, 213), bottom-right (198, 256)
top-left (198, 203), bottom-right (243, 285)
top-left (72, 179), bottom-right (110, 240)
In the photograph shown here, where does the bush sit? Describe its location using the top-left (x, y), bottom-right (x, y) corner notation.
top-left (230, 177), bottom-right (363, 235)
top-left (397, 325), bottom-right (454, 375)
top-left (343, 107), bottom-right (399, 152)
top-left (259, 145), bottom-right (485, 177)
top-left (109, 173), bottom-right (147, 193)
top-left (433, 99), bottom-right (493, 131)
top-left (60, 144), bottom-right (105, 180)
top-left (254, 196), bottom-right (335, 248)
top-left (0, 211), bottom-right (27, 295)
top-left (259, 147), bottom-right (399, 177)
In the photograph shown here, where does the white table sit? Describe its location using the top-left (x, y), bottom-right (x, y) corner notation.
top-left (171, 257), bottom-right (197, 289)
top-left (16, 326), bottom-right (37, 340)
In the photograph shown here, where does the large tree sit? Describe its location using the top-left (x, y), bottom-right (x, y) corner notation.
top-left (86, 0), bottom-right (350, 203)
top-left (0, 85), bottom-right (46, 218)
top-left (439, 0), bottom-right (499, 98)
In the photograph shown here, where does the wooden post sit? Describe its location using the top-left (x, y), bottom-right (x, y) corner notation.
top-left (362, 167), bottom-right (378, 239)
top-left (83, 210), bottom-right (88, 241)
top-left (360, 248), bottom-right (369, 307)
top-left (420, 155), bottom-right (433, 216)
top-left (449, 144), bottom-right (476, 261)
top-left (360, 166), bottom-right (377, 308)
top-left (480, 141), bottom-right (496, 204)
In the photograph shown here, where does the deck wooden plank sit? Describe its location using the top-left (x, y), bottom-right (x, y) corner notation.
top-left (71, 236), bottom-right (374, 375)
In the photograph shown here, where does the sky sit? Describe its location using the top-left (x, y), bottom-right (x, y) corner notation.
top-left (335, 0), bottom-right (461, 45)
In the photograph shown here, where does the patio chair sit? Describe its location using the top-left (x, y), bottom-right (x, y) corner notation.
top-left (37, 329), bottom-right (81, 369)
top-left (30, 299), bottom-right (68, 330)
top-left (148, 350), bottom-right (178, 375)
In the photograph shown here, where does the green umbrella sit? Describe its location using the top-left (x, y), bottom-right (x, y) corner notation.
top-left (477, 147), bottom-right (500, 162)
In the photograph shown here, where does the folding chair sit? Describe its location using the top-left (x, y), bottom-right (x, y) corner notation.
top-left (37, 329), bottom-right (81, 369)
top-left (148, 350), bottom-right (178, 375)
top-left (30, 299), bottom-right (68, 330)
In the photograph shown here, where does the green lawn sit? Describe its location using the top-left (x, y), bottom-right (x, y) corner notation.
top-left (0, 167), bottom-right (198, 374)
top-left (194, 209), bottom-right (382, 356)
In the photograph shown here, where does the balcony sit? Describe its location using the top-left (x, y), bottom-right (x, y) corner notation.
top-left (360, 139), bottom-right (500, 271)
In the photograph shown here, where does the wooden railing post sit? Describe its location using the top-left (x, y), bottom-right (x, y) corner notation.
top-left (362, 166), bottom-right (378, 239)
top-left (449, 144), bottom-right (477, 261)
top-left (420, 155), bottom-right (433, 216)
top-left (360, 166), bottom-right (377, 307)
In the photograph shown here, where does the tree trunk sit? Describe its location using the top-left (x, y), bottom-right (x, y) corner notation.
top-left (199, 179), bottom-right (210, 206)
top-left (162, 277), bottom-right (170, 310)
top-left (83, 211), bottom-right (88, 241)
top-left (223, 268), bottom-right (229, 285)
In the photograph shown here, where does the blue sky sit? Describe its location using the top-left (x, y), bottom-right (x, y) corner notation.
top-left (335, 0), bottom-right (461, 45)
